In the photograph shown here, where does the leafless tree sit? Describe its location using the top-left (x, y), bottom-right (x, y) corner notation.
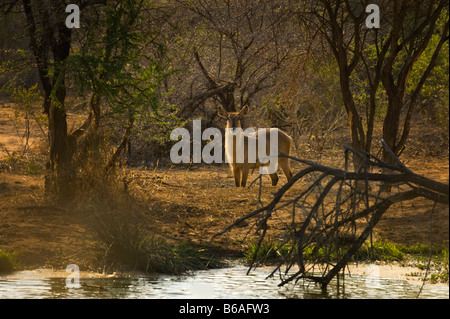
top-left (172, 0), bottom-right (298, 123)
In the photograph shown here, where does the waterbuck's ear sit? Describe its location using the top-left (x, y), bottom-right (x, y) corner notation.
top-left (217, 105), bottom-right (229, 119)
top-left (238, 105), bottom-right (249, 118)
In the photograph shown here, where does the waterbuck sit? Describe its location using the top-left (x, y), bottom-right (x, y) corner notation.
top-left (218, 105), bottom-right (293, 187)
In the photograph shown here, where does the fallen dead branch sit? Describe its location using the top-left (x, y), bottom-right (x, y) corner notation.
top-left (212, 139), bottom-right (449, 289)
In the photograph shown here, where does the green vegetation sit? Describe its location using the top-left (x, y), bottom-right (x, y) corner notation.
top-left (96, 228), bottom-right (225, 275)
top-left (353, 240), bottom-right (406, 261)
top-left (92, 206), bottom-right (225, 275)
top-left (431, 249), bottom-right (449, 283)
top-left (243, 239), bottom-right (449, 284)
top-left (409, 14), bottom-right (449, 129)
top-left (243, 239), bottom-right (292, 266)
top-left (0, 249), bottom-right (16, 273)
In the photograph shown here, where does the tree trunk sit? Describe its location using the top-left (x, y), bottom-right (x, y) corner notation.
top-left (382, 98), bottom-right (401, 164)
top-left (337, 58), bottom-right (366, 174)
top-left (46, 12), bottom-right (74, 200)
top-left (48, 95), bottom-right (73, 199)
top-left (380, 97), bottom-right (402, 191)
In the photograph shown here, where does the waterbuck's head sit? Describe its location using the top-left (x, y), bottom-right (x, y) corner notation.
top-left (218, 105), bottom-right (249, 129)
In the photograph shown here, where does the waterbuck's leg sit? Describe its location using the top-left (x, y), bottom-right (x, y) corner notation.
top-left (279, 157), bottom-right (293, 181)
top-left (241, 164), bottom-right (249, 187)
top-left (269, 173), bottom-right (279, 186)
top-left (232, 166), bottom-right (241, 187)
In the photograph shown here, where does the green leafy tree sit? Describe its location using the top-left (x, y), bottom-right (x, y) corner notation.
top-left (66, 0), bottom-right (174, 171)
top-left (1, 0), bottom-right (173, 200)
top-left (408, 15), bottom-right (449, 128)
top-left (295, 0), bottom-right (449, 176)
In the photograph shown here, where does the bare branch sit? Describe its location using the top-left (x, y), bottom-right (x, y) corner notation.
top-left (212, 142), bottom-right (449, 289)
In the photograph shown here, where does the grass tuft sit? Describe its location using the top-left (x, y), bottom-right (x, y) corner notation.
top-left (0, 249), bottom-right (16, 273)
top-left (243, 239), bottom-right (292, 266)
top-left (92, 210), bottom-right (224, 275)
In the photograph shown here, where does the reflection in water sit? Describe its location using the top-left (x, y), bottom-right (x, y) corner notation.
top-left (0, 266), bottom-right (448, 299)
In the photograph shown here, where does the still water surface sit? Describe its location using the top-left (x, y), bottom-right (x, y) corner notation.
top-left (0, 265), bottom-right (448, 299)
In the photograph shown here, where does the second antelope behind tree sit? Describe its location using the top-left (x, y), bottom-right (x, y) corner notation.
top-left (218, 105), bottom-right (293, 187)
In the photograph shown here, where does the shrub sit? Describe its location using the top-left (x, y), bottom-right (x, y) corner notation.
top-left (93, 210), bottom-right (223, 274)
top-left (353, 241), bottom-right (405, 261)
top-left (0, 249), bottom-right (15, 273)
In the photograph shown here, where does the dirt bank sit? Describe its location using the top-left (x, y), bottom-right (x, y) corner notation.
top-left (0, 102), bottom-right (448, 274)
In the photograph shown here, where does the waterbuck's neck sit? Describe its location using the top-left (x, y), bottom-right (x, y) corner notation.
top-left (225, 116), bottom-right (242, 130)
